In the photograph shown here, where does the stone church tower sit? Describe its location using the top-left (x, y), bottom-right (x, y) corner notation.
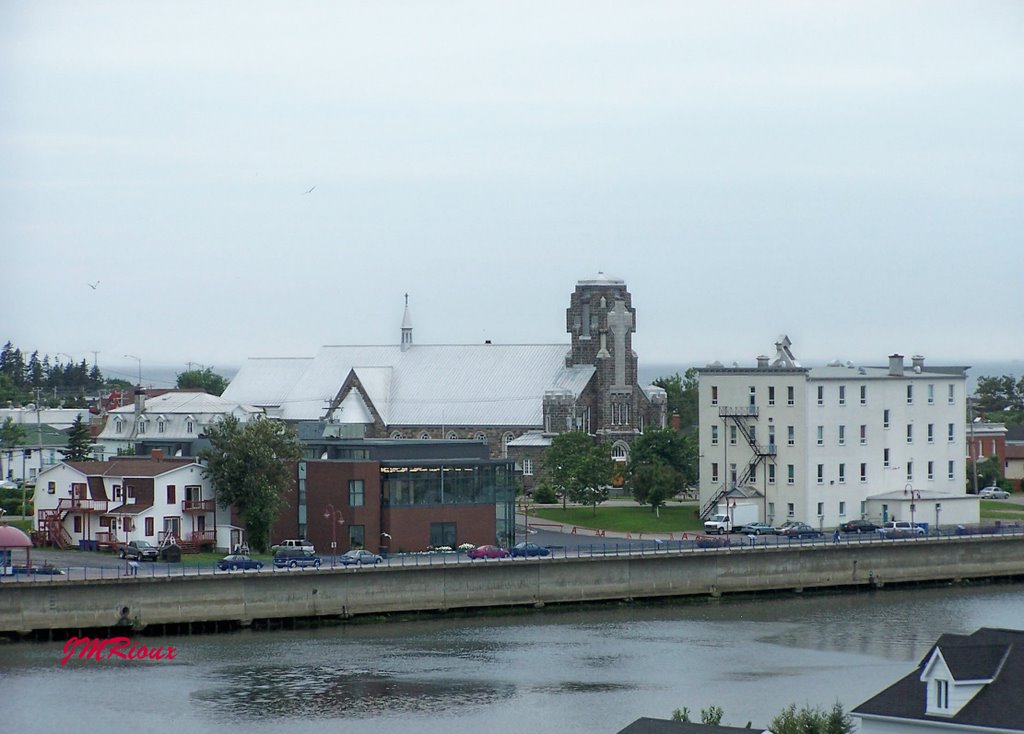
top-left (543, 273), bottom-right (665, 448)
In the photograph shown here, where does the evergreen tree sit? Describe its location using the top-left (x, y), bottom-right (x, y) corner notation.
top-left (61, 415), bottom-right (95, 462)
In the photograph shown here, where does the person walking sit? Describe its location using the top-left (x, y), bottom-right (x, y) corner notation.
top-left (129, 559), bottom-right (139, 576)
top-left (832, 529), bottom-right (841, 545)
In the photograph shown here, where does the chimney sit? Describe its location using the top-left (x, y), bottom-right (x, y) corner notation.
top-left (756, 355), bottom-right (769, 369)
top-left (888, 354), bottom-right (905, 377)
top-left (152, 449), bottom-right (164, 461)
top-left (671, 413), bottom-right (681, 431)
top-left (134, 388), bottom-right (146, 416)
top-left (911, 355), bottom-right (925, 370)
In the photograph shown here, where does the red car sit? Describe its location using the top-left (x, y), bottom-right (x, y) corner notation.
top-left (467, 545), bottom-right (511, 560)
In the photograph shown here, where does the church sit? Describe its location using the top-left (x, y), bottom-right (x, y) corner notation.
top-left (222, 273), bottom-right (667, 491)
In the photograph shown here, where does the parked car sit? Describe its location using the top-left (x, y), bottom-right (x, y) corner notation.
top-left (779, 523), bottom-right (823, 539)
top-left (695, 535), bottom-right (731, 548)
top-left (273, 548), bottom-right (322, 569)
top-left (771, 521), bottom-right (800, 536)
top-left (980, 487), bottom-right (1011, 499)
top-left (119, 540), bottom-right (159, 561)
top-left (271, 538), bottom-right (315, 553)
top-left (510, 542), bottom-right (551, 558)
top-left (878, 521), bottom-right (926, 537)
top-left (839, 519), bottom-right (879, 533)
top-left (740, 522), bottom-right (777, 536)
top-left (217, 554), bottom-right (263, 571)
top-left (467, 544), bottom-right (511, 559)
top-left (338, 549), bottom-right (383, 566)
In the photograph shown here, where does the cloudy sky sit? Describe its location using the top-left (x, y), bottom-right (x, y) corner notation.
top-left (4, 1), bottom-right (1022, 382)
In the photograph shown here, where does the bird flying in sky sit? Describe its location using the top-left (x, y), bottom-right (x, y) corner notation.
top-left (301, 186), bottom-right (316, 195)
top-left (88, 280), bottom-right (100, 290)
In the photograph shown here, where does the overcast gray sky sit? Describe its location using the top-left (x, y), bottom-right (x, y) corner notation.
top-left (4, 1), bottom-right (1022, 378)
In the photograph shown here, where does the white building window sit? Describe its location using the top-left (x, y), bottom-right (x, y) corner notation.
top-left (787, 426), bottom-right (795, 446)
top-left (838, 425), bottom-right (846, 446)
top-left (860, 463), bottom-right (867, 482)
top-left (884, 448), bottom-right (890, 467)
top-left (927, 423), bottom-right (934, 443)
top-left (927, 461), bottom-right (934, 480)
top-left (948, 384), bottom-right (955, 404)
top-left (838, 386), bottom-right (846, 406)
top-left (817, 386), bottom-right (824, 406)
top-left (711, 386), bottom-right (718, 405)
top-left (907, 384), bottom-right (914, 405)
top-left (711, 462), bottom-right (719, 483)
top-left (816, 426), bottom-right (824, 446)
top-left (817, 502), bottom-right (824, 517)
top-left (906, 424), bottom-right (913, 444)
top-left (768, 386), bottom-right (775, 406)
top-left (729, 426), bottom-right (737, 445)
top-left (948, 423), bottom-right (954, 442)
top-left (711, 426), bottom-right (719, 446)
top-left (787, 386), bottom-right (795, 406)
top-left (839, 501), bottom-right (846, 516)
top-left (907, 462), bottom-right (913, 481)
top-left (522, 458), bottom-right (534, 476)
top-left (860, 385), bottom-right (867, 405)
top-left (859, 424), bottom-right (867, 445)
top-left (787, 502), bottom-right (795, 517)
top-left (928, 384), bottom-right (935, 404)
top-left (787, 465), bottom-right (795, 485)
top-left (768, 464), bottom-right (776, 484)
top-left (883, 409), bottom-right (890, 429)
top-left (817, 464), bottom-right (824, 484)
top-left (948, 460), bottom-right (955, 480)
top-left (838, 463), bottom-right (845, 483)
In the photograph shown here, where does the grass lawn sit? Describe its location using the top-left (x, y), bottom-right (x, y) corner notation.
top-left (980, 500), bottom-right (1024, 521)
top-left (529, 504), bottom-right (704, 533)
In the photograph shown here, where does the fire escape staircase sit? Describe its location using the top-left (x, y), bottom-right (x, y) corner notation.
top-left (700, 405), bottom-right (778, 520)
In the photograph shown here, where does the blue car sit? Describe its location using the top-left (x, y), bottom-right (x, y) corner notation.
top-left (217, 554), bottom-right (263, 571)
top-left (338, 549), bottom-right (383, 566)
top-left (510, 542), bottom-right (551, 558)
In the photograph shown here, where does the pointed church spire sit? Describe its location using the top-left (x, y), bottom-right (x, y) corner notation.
top-left (400, 293), bottom-right (413, 351)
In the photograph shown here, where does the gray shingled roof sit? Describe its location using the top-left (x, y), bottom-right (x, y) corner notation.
top-left (853, 627), bottom-right (1024, 731)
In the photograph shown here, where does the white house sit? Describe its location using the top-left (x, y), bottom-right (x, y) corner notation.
top-left (0, 407), bottom-right (90, 484)
top-left (32, 453), bottom-right (219, 552)
top-left (698, 337), bottom-right (977, 531)
top-left (95, 389), bottom-right (261, 459)
top-left (854, 627), bottom-right (1024, 732)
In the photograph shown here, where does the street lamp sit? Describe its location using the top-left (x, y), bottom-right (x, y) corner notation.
top-left (124, 354), bottom-right (142, 386)
top-left (323, 503), bottom-right (344, 567)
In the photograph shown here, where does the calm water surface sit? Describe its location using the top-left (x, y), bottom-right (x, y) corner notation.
top-left (3, 583), bottom-right (1023, 733)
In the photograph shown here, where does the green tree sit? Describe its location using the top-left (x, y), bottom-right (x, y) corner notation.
top-left (626, 427), bottom-right (698, 515)
top-left (544, 431), bottom-right (611, 515)
top-left (200, 416), bottom-right (304, 552)
top-left (769, 702), bottom-right (854, 734)
top-left (176, 367), bottom-right (230, 396)
top-left (653, 368), bottom-right (699, 429)
top-left (61, 414), bottom-right (95, 462)
top-left (670, 705), bottom-right (724, 725)
top-left (1, 417), bottom-right (28, 480)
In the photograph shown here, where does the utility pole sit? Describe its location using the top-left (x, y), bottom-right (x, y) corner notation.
top-left (35, 387), bottom-right (43, 476)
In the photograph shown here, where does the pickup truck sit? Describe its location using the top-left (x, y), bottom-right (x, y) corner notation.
top-left (119, 540), bottom-right (159, 561)
top-left (271, 538), bottom-right (315, 553)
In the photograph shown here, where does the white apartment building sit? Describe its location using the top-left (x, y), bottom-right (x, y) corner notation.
top-left (698, 337), bottom-right (978, 531)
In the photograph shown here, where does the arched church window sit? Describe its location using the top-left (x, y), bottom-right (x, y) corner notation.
top-left (611, 442), bottom-right (629, 462)
top-left (447, 431), bottom-right (458, 440)
top-left (420, 431), bottom-right (431, 440)
top-left (391, 431), bottom-right (403, 439)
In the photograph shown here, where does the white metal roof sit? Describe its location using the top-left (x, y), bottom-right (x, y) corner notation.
top-left (229, 343), bottom-right (588, 426)
top-left (221, 357), bottom-right (315, 407)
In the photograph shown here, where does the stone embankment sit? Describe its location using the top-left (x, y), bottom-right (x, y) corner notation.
top-left (3, 534), bottom-right (1023, 637)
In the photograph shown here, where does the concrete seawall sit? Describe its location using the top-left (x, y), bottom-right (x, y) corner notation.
top-left (4, 535), bottom-right (1024, 636)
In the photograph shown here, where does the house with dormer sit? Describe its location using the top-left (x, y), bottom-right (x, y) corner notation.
top-left (95, 389), bottom-right (262, 459)
top-left (32, 453), bottom-right (219, 552)
top-left (854, 627), bottom-right (1024, 732)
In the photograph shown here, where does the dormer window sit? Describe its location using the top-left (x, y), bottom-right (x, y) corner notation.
top-left (185, 416), bottom-right (195, 434)
top-left (157, 417), bottom-right (166, 434)
top-left (114, 418), bottom-right (123, 433)
top-left (137, 418), bottom-right (146, 435)
top-left (935, 679), bottom-right (949, 709)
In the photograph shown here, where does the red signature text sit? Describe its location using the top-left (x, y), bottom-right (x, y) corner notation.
top-left (60, 636), bottom-right (177, 665)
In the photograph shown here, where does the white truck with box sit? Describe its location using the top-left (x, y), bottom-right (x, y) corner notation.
top-left (703, 504), bottom-right (760, 534)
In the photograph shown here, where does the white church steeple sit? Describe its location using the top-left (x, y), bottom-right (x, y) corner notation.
top-left (400, 293), bottom-right (413, 352)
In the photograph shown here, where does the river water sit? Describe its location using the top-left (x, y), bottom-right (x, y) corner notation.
top-left (3, 582), bottom-right (1023, 733)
